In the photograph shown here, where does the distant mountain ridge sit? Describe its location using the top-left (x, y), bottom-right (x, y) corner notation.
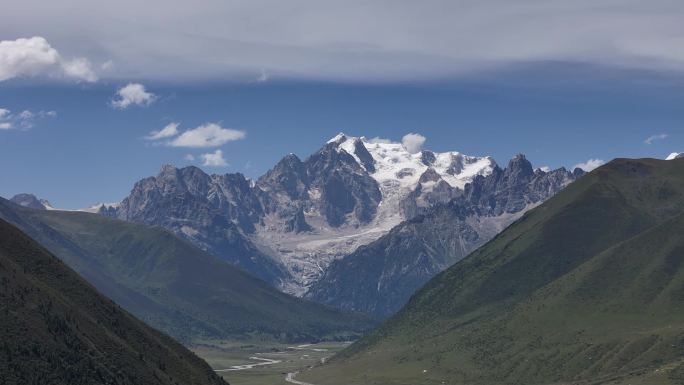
top-left (9, 193), bottom-right (55, 210)
top-left (306, 154), bottom-right (583, 317)
top-left (0, 217), bottom-right (227, 385)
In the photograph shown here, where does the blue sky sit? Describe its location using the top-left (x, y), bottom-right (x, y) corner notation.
top-left (1, 1), bottom-right (683, 208)
top-left (1, 64), bottom-right (682, 209)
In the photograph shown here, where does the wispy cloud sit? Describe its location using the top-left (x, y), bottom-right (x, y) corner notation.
top-left (201, 149), bottom-right (229, 166)
top-left (0, 107), bottom-right (57, 130)
top-left (145, 122), bottom-right (179, 140)
top-left (0, 37), bottom-right (96, 82)
top-left (572, 158), bottom-right (605, 172)
top-left (644, 133), bottom-right (668, 145)
top-left (256, 70), bottom-right (269, 83)
top-left (169, 123), bottom-right (245, 148)
top-left (112, 83), bottom-right (156, 109)
top-left (366, 136), bottom-right (392, 144)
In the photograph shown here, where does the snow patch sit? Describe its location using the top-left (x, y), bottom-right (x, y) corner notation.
top-left (80, 202), bottom-right (121, 213)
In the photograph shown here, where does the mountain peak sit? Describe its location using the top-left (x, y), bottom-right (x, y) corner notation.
top-left (159, 163), bottom-right (178, 175)
top-left (506, 153), bottom-right (534, 176)
top-left (666, 152), bottom-right (683, 160)
top-left (9, 193), bottom-right (54, 210)
top-left (281, 152), bottom-right (303, 164)
top-left (327, 132), bottom-right (347, 144)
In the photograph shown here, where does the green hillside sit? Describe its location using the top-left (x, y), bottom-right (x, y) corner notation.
top-left (0, 199), bottom-right (375, 344)
top-left (301, 158), bottom-right (684, 385)
top-left (0, 217), bottom-right (227, 385)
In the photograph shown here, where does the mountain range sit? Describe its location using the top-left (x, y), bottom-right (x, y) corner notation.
top-left (0, 217), bottom-right (227, 385)
top-left (300, 157), bottom-right (684, 385)
top-left (78, 134), bottom-right (582, 311)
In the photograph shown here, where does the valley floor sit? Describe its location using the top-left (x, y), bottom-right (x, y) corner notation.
top-left (192, 340), bottom-right (350, 385)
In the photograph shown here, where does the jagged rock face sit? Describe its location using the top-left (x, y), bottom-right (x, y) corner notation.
top-left (257, 146), bottom-right (381, 229)
top-left (304, 142), bottom-right (382, 227)
top-left (114, 165), bottom-right (287, 285)
top-left (305, 159), bottom-right (584, 318)
top-left (9, 193), bottom-right (49, 210)
top-left (463, 155), bottom-right (585, 216)
top-left (353, 138), bottom-right (376, 173)
top-left (420, 150), bottom-right (436, 166)
top-left (257, 153), bottom-right (309, 201)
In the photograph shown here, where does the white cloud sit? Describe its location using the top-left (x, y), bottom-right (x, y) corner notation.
top-left (402, 133), bottom-right (426, 154)
top-left (572, 158), bottom-right (605, 172)
top-left (184, 154), bottom-right (195, 161)
top-left (61, 57), bottom-right (98, 82)
top-left (201, 149), bottom-right (229, 166)
top-left (111, 83), bottom-right (156, 109)
top-left (536, 166), bottom-right (551, 173)
top-left (0, 37), bottom-right (96, 82)
top-left (18, 110), bottom-right (34, 119)
top-left (0, 107), bottom-right (56, 130)
top-left (146, 122), bottom-right (180, 140)
top-left (644, 133), bottom-right (668, 145)
top-left (169, 123), bottom-right (246, 148)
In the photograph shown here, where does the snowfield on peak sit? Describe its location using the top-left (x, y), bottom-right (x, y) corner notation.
top-left (333, 133), bottom-right (496, 190)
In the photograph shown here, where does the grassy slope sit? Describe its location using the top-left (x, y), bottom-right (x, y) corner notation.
top-left (301, 158), bottom-right (684, 385)
top-left (0, 217), bottom-right (227, 385)
top-left (0, 199), bottom-right (375, 344)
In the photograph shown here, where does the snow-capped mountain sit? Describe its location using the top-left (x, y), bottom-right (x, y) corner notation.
top-left (90, 133), bottom-right (580, 296)
top-left (667, 152), bottom-right (683, 160)
top-left (253, 133), bottom-right (496, 293)
top-left (306, 154), bottom-right (584, 317)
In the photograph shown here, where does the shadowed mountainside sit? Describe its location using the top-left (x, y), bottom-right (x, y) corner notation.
top-left (0, 217), bottom-right (228, 385)
top-left (0, 199), bottom-right (375, 344)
